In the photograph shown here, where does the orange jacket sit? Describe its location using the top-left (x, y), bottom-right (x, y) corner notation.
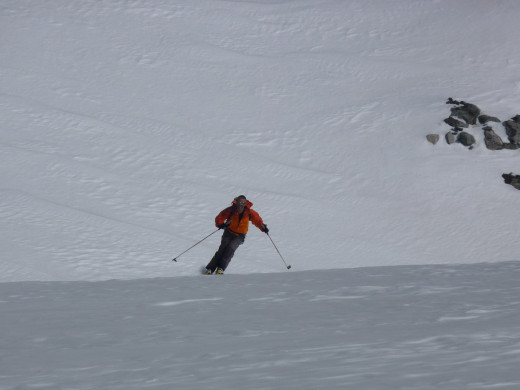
top-left (215, 200), bottom-right (264, 236)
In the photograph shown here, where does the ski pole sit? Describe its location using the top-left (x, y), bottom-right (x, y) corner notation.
top-left (267, 233), bottom-right (291, 270)
top-left (172, 228), bottom-right (220, 262)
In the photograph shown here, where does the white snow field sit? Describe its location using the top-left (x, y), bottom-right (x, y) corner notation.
top-left (1, 0), bottom-right (520, 388)
top-left (2, 263), bottom-right (520, 390)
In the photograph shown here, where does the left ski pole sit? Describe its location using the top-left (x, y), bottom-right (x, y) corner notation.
top-left (267, 233), bottom-right (291, 270)
top-left (172, 228), bottom-right (220, 262)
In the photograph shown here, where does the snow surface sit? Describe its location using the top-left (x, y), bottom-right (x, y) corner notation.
top-left (1, 0), bottom-right (520, 388)
top-left (2, 262), bottom-right (520, 389)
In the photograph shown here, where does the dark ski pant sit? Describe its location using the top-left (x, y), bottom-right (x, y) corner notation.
top-left (206, 229), bottom-right (245, 272)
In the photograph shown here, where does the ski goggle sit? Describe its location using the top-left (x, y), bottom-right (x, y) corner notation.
top-left (237, 200), bottom-right (247, 206)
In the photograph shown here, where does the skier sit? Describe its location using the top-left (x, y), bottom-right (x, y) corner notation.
top-left (205, 195), bottom-right (268, 274)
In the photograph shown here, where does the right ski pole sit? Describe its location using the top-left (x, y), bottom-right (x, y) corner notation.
top-left (267, 233), bottom-right (291, 270)
top-left (172, 228), bottom-right (220, 262)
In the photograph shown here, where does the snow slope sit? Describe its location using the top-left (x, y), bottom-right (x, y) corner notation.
top-left (1, 0), bottom-right (519, 281)
top-left (2, 1), bottom-right (520, 389)
top-left (2, 262), bottom-right (520, 389)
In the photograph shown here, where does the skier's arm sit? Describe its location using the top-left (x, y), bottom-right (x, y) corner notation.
top-left (215, 207), bottom-right (232, 227)
top-left (249, 209), bottom-right (267, 232)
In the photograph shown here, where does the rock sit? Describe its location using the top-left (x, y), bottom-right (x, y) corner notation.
top-left (446, 97), bottom-right (460, 105)
top-left (457, 131), bottom-right (476, 147)
top-left (426, 134), bottom-right (440, 145)
top-left (478, 115), bottom-right (500, 124)
top-left (483, 127), bottom-right (504, 150)
top-left (502, 173), bottom-right (520, 190)
top-left (445, 131), bottom-right (456, 144)
top-left (446, 99), bottom-right (481, 125)
top-left (503, 115), bottom-right (520, 145)
top-left (444, 116), bottom-right (468, 128)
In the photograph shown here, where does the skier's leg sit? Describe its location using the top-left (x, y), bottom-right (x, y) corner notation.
top-left (217, 235), bottom-right (245, 271)
top-left (205, 231), bottom-right (232, 272)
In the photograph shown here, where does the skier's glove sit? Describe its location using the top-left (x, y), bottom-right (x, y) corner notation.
top-left (218, 222), bottom-right (230, 229)
top-left (262, 224), bottom-right (269, 234)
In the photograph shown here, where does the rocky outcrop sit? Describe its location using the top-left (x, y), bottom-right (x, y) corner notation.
top-left (502, 173), bottom-right (520, 190)
top-left (439, 98), bottom-right (520, 151)
top-left (429, 99), bottom-right (520, 191)
top-left (441, 98), bottom-right (482, 148)
top-left (503, 115), bottom-right (520, 145)
top-left (446, 98), bottom-right (481, 126)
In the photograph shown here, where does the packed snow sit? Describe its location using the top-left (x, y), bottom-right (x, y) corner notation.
top-left (1, 0), bottom-right (520, 389)
top-left (3, 263), bottom-right (520, 389)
